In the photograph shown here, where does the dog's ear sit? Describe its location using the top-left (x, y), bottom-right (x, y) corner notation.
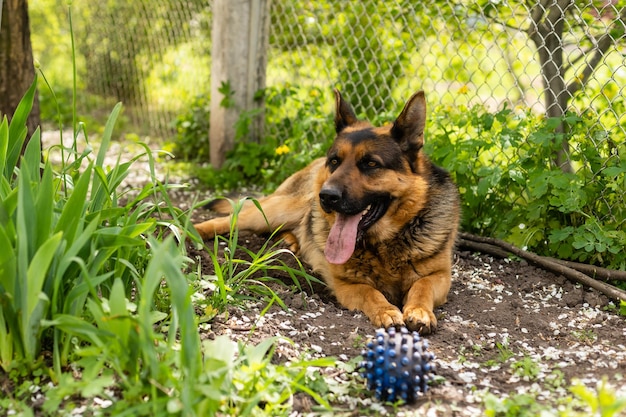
top-left (334, 89), bottom-right (358, 133)
top-left (391, 91), bottom-right (426, 172)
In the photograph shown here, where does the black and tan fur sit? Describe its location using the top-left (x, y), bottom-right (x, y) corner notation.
top-left (195, 90), bottom-right (460, 334)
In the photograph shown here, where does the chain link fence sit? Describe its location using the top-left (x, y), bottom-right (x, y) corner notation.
top-left (71, 0), bottom-right (211, 135)
top-left (73, 1), bottom-right (626, 142)
top-left (268, 1), bottom-right (625, 134)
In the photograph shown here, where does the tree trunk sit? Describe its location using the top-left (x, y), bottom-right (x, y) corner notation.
top-left (0, 0), bottom-right (40, 138)
top-left (209, 0), bottom-right (270, 168)
top-left (528, 0), bottom-right (574, 173)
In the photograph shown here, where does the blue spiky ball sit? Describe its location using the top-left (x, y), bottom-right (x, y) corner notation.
top-left (360, 326), bottom-right (436, 402)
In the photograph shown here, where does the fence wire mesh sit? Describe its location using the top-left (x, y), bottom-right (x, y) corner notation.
top-left (268, 1), bottom-right (625, 133)
top-left (72, 0), bottom-right (211, 135)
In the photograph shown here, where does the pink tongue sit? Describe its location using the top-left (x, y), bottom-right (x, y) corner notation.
top-left (325, 212), bottom-right (361, 264)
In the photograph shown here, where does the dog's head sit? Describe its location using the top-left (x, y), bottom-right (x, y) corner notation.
top-left (319, 90), bottom-right (430, 264)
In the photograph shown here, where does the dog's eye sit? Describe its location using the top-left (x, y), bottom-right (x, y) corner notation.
top-left (361, 159), bottom-right (381, 170)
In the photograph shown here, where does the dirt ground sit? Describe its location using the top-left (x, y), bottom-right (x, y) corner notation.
top-left (188, 204), bottom-right (626, 416)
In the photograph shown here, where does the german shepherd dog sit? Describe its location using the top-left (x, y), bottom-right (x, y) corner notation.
top-left (194, 90), bottom-right (460, 334)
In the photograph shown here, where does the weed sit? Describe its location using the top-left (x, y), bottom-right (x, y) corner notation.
top-left (497, 342), bottom-right (515, 363)
top-left (572, 329), bottom-right (597, 344)
top-left (193, 197), bottom-right (321, 318)
top-left (194, 336), bottom-right (336, 415)
top-left (511, 357), bottom-right (541, 381)
top-left (545, 369), bottom-right (566, 391)
top-left (483, 392), bottom-right (548, 417)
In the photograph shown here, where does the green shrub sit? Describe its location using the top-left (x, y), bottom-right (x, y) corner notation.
top-left (171, 93), bottom-right (211, 161)
top-left (427, 104), bottom-right (626, 269)
top-left (194, 84), bottom-right (334, 192)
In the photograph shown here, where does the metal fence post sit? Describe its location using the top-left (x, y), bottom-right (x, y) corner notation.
top-left (209, 0), bottom-right (270, 168)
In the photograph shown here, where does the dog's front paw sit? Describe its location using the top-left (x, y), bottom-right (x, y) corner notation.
top-left (371, 306), bottom-right (404, 329)
top-left (403, 306), bottom-right (437, 335)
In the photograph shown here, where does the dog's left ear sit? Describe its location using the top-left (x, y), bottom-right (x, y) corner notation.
top-left (391, 91), bottom-right (426, 172)
top-left (334, 89), bottom-right (358, 133)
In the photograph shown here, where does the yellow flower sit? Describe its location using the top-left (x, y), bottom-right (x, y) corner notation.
top-left (458, 85), bottom-right (469, 94)
top-left (275, 144), bottom-right (290, 155)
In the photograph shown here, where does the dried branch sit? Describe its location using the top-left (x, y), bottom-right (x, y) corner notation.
top-left (459, 233), bottom-right (626, 302)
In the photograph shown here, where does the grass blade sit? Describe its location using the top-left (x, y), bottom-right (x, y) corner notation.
top-left (54, 162), bottom-right (92, 243)
top-left (96, 103), bottom-right (122, 168)
top-left (5, 76), bottom-right (37, 180)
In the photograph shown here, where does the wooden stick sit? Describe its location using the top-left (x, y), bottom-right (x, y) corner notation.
top-left (546, 258), bottom-right (626, 282)
top-left (458, 235), bottom-right (626, 282)
top-left (459, 233), bottom-right (626, 302)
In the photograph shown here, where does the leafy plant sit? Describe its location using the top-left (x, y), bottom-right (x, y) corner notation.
top-left (427, 104), bottom-right (626, 269)
top-left (196, 197), bottom-right (321, 318)
top-left (0, 68), bottom-right (197, 381)
top-left (511, 357), bottom-right (540, 381)
top-left (193, 84), bottom-right (334, 192)
top-left (483, 392), bottom-right (548, 417)
top-left (171, 92), bottom-right (211, 161)
top-left (570, 377), bottom-right (626, 417)
top-left (47, 236), bottom-right (201, 413)
top-left (195, 336), bottom-right (335, 415)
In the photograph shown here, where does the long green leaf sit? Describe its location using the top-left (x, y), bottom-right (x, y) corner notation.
top-left (0, 224), bottom-right (16, 295)
top-left (22, 128), bottom-right (41, 176)
top-left (0, 307), bottom-right (13, 371)
top-left (54, 162), bottom-right (92, 243)
top-left (35, 162), bottom-right (54, 250)
top-left (51, 215), bottom-right (101, 314)
top-left (6, 76), bottom-right (37, 180)
top-left (26, 232), bottom-right (63, 317)
top-left (0, 219), bottom-right (16, 369)
top-left (16, 159), bottom-right (36, 305)
top-left (0, 117), bottom-right (8, 179)
top-left (22, 232), bottom-right (62, 360)
top-left (45, 315), bottom-right (109, 348)
top-left (96, 102), bottom-right (122, 168)
top-left (25, 295), bottom-right (50, 362)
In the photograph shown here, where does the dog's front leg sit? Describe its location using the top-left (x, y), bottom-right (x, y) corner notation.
top-left (332, 281), bottom-right (404, 328)
top-left (402, 270), bottom-right (451, 334)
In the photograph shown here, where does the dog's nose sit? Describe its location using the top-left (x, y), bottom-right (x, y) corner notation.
top-left (319, 186), bottom-right (342, 212)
